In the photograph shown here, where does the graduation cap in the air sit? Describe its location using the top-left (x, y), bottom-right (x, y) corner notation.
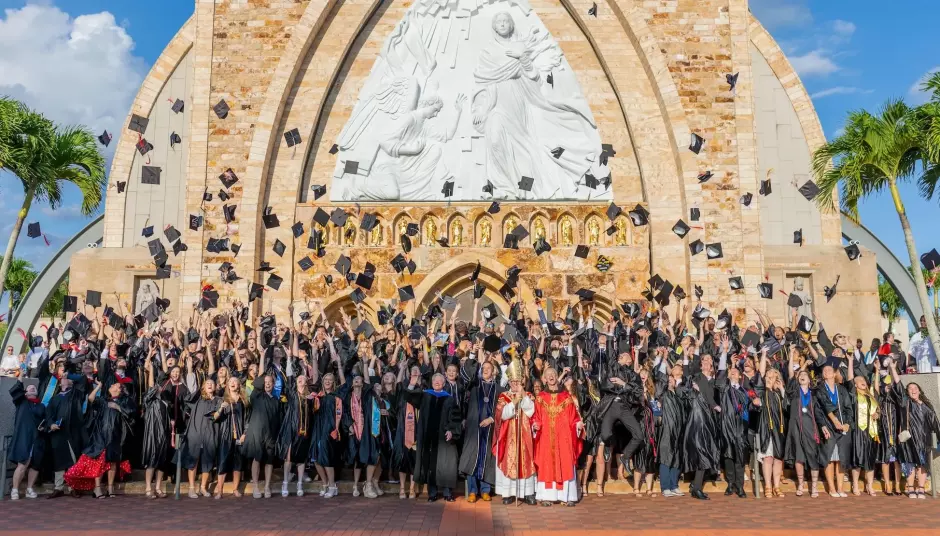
top-left (354, 319), bottom-right (375, 338)
top-left (798, 180), bottom-right (820, 201)
top-left (154, 249), bottom-right (169, 268)
top-left (697, 171), bottom-right (713, 183)
top-left (787, 292), bottom-right (804, 309)
top-left (485, 201), bottom-right (501, 215)
top-left (400, 234), bottom-right (412, 253)
top-left (398, 285), bottom-right (415, 302)
top-left (335, 254), bottom-right (352, 276)
top-left (649, 274), bottom-right (665, 292)
top-left (256, 261), bottom-right (274, 272)
top-left (574, 288), bottom-right (594, 303)
top-left (728, 276), bottom-right (744, 290)
top-left (296, 255), bottom-right (314, 272)
top-left (600, 143), bottom-right (616, 164)
top-left (85, 290), bottom-right (102, 308)
top-left (441, 181), bottom-right (454, 198)
top-left (741, 330), bottom-right (760, 350)
top-left (690, 207), bottom-right (701, 221)
top-left (324, 143), bottom-right (338, 155)
top-left (231, 243), bottom-right (241, 256)
top-left (248, 283), bottom-right (264, 303)
top-left (605, 224), bottom-right (617, 236)
top-left (596, 255), bottom-right (612, 272)
top-left (694, 285), bottom-right (704, 300)
top-left (172, 240), bottom-right (188, 256)
top-left (136, 138), bottom-right (153, 156)
top-left (727, 72), bottom-right (739, 91)
top-left (266, 273), bottom-right (283, 291)
top-left (533, 237), bottom-right (551, 256)
top-left (706, 242), bottom-right (723, 259)
top-left (272, 239), bottom-right (286, 257)
top-left (284, 128), bottom-right (301, 148)
top-left (673, 285), bottom-right (687, 301)
top-left (551, 147), bottom-right (564, 159)
top-left (760, 179), bottom-right (772, 196)
top-left (436, 236), bottom-right (450, 248)
top-left (715, 309), bottom-right (732, 330)
top-left (689, 239), bottom-right (704, 256)
top-left (27, 222), bottom-right (41, 239)
top-left (217, 203), bottom-right (235, 224)
top-left (510, 224), bottom-right (529, 242)
top-left (758, 282), bottom-right (773, 299)
top-left (98, 130), bottom-right (112, 147)
top-left (546, 72), bottom-right (554, 87)
top-left (824, 275), bottom-right (840, 303)
top-left (654, 282), bottom-right (674, 306)
top-left (202, 190), bottom-right (213, 202)
top-left (588, 2), bottom-right (597, 16)
top-left (921, 248), bottom-right (940, 271)
top-left (213, 99), bottom-right (230, 119)
top-left (219, 169), bottom-right (239, 189)
top-left (344, 160), bottom-right (359, 175)
top-left (845, 241), bottom-right (861, 261)
top-left (794, 228), bottom-right (803, 246)
top-left (584, 173), bottom-right (599, 189)
top-left (606, 202), bottom-right (622, 220)
top-left (518, 176), bottom-right (534, 192)
top-left (142, 166), bottom-right (161, 185)
top-left (359, 213), bottom-right (378, 233)
top-left (797, 315), bottom-right (815, 333)
top-left (391, 253), bottom-right (408, 274)
top-left (155, 265), bottom-right (171, 279)
top-left (628, 204), bottom-right (649, 226)
top-left (672, 220), bottom-right (690, 238)
top-left (310, 184), bottom-right (327, 200)
top-left (407, 259), bottom-right (417, 275)
top-left (307, 209), bottom-right (328, 230)
top-left (170, 132), bottom-right (182, 147)
top-left (467, 261), bottom-right (482, 283)
top-left (106, 310), bottom-right (125, 331)
top-left (355, 269), bottom-right (375, 290)
top-left (621, 302), bottom-right (641, 319)
top-left (600, 173), bottom-right (612, 190)
top-left (200, 288), bottom-right (219, 310)
top-left (575, 245), bottom-right (589, 259)
top-left (740, 192), bottom-right (753, 207)
top-left (171, 98), bottom-right (184, 114)
top-left (689, 133), bottom-right (705, 154)
top-left (189, 214), bottom-right (202, 231)
top-left (482, 181), bottom-right (494, 195)
top-left (472, 280), bottom-right (485, 299)
top-left (498, 282), bottom-right (516, 301)
top-left (261, 208), bottom-right (279, 229)
top-left (147, 237), bottom-right (164, 256)
top-left (503, 233), bottom-right (519, 249)
top-left (287, 221), bottom-right (303, 239)
top-left (128, 114), bottom-right (149, 134)
top-left (116, 181), bottom-right (126, 194)
top-left (330, 208), bottom-right (348, 228)
top-left (162, 225), bottom-right (180, 243)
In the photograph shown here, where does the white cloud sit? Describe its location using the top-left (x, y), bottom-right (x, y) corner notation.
top-left (908, 67), bottom-right (940, 105)
top-left (0, 4), bottom-right (146, 141)
top-left (810, 86), bottom-right (871, 99)
top-left (750, 0), bottom-right (813, 28)
top-left (790, 50), bottom-right (839, 77)
top-left (832, 20), bottom-right (856, 37)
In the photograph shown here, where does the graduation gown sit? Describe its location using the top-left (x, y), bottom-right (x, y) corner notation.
top-left (310, 390), bottom-right (342, 467)
top-left (784, 380), bottom-right (824, 469)
top-left (180, 391), bottom-right (221, 471)
top-left (404, 388), bottom-right (462, 489)
top-left (848, 388), bottom-right (879, 470)
top-left (8, 382), bottom-right (45, 467)
top-left (754, 376), bottom-right (786, 459)
top-left (875, 378), bottom-right (901, 464)
top-left (680, 384), bottom-right (720, 472)
top-left (815, 380), bottom-right (854, 463)
top-left (341, 385), bottom-right (381, 466)
top-left (458, 377), bottom-right (503, 484)
top-left (390, 385), bottom-right (417, 474)
top-left (655, 374), bottom-right (687, 469)
top-left (82, 394), bottom-right (134, 462)
top-left (45, 386), bottom-right (86, 471)
top-left (216, 398), bottom-right (246, 474)
top-left (896, 381), bottom-right (940, 466)
top-left (716, 376), bottom-right (751, 464)
top-left (275, 385), bottom-right (315, 462)
top-left (243, 377), bottom-right (281, 462)
top-left (141, 385), bottom-right (171, 469)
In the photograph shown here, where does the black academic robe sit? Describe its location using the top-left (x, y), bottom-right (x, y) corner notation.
top-left (680, 383), bottom-right (720, 472)
top-left (753, 375), bottom-right (786, 459)
top-left (716, 375), bottom-right (751, 463)
top-left (784, 379), bottom-right (824, 469)
top-left (391, 383), bottom-right (417, 474)
top-left (458, 375), bottom-right (503, 483)
top-left (45, 386), bottom-right (86, 471)
top-left (874, 378), bottom-right (901, 464)
top-left (9, 382), bottom-right (45, 466)
top-left (847, 388), bottom-right (878, 470)
top-left (216, 398), bottom-right (246, 474)
top-left (896, 381), bottom-right (940, 466)
top-left (405, 388), bottom-right (462, 489)
top-left (815, 380), bottom-right (854, 463)
top-left (654, 371), bottom-right (686, 469)
top-left (243, 377), bottom-right (281, 462)
top-left (341, 384), bottom-right (381, 466)
top-left (83, 394), bottom-right (134, 463)
top-left (181, 392), bottom-right (221, 471)
top-left (276, 384), bottom-right (315, 462)
top-left (140, 385), bottom-right (171, 469)
top-left (310, 390), bottom-right (341, 467)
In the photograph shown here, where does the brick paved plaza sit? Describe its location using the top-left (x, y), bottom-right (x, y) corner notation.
top-left (2, 493), bottom-right (938, 535)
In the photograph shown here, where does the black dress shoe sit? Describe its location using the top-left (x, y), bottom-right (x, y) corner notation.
top-left (427, 495), bottom-right (440, 503)
top-left (444, 496), bottom-right (456, 502)
top-left (47, 489), bottom-right (65, 499)
top-left (525, 495), bottom-right (537, 506)
top-left (691, 489), bottom-right (710, 500)
top-left (502, 497), bottom-right (514, 505)
top-left (736, 489), bottom-right (748, 498)
top-left (69, 489), bottom-right (82, 498)
top-left (724, 487), bottom-right (734, 496)
top-left (565, 501), bottom-right (577, 507)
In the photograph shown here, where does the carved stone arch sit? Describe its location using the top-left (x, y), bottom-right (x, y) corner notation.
top-left (556, 211), bottom-right (578, 247)
top-left (446, 213), bottom-right (469, 248)
top-left (474, 213), bottom-right (495, 247)
top-left (412, 253), bottom-right (535, 318)
top-left (321, 292), bottom-right (380, 326)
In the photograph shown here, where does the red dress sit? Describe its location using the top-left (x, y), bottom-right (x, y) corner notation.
top-left (532, 390), bottom-right (582, 489)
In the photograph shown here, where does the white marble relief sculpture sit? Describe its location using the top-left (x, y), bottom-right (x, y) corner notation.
top-left (332, 0), bottom-right (610, 202)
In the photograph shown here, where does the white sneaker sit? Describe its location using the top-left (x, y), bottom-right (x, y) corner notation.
top-left (661, 489), bottom-right (676, 497)
top-left (296, 482), bottom-right (304, 497)
top-left (253, 485), bottom-right (262, 499)
top-left (10, 489), bottom-right (19, 500)
top-left (324, 485), bottom-right (338, 498)
top-left (25, 488), bottom-right (37, 499)
top-left (364, 482), bottom-right (378, 499)
top-left (352, 484), bottom-right (360, 497)
top-left (673, 489), bottom-right (685, 496)
top-left (373, 481), bottom-right (384, 496)
top-left (281, 481), bottom-right (289, 497)
top-left (303, 474), bottom-right (312, 483)
top-left (319, 484), bottom-right (327, 497)
top-left (264, 488), bottom-right (272, 499)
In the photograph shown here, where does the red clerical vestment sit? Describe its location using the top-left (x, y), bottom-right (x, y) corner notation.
top-left (492, 391), bottom-right (536, 479)
top-left (533, 389), bottom-right (582, 488)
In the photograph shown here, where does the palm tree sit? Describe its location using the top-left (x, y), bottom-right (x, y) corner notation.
top-left (0, 122), bottom-right (106, 303)
top-left (0, 256), bottom-right (36, 315)
top-left (0, 97), bottom-right (49, 171)
top-left (42, 278), bottom-right (69, 321)
top-left (812, 99), bottom-right (940, 358)
top-left (879, 276), bottom-right (905, 332)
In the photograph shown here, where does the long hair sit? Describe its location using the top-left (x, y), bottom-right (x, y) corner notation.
top-left (224, 378), bottom-right (247, 406)
top-left (200, 378), bottom-right (216, 401)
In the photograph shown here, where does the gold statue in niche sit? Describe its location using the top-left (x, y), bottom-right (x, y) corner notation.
top-left (315, 223), bottom-right (329, 244)
top-left (533, 218), bottom-right (546, 241)
top-left (480, 220), bottom-right (492, 246)
top-left (587, 218), bottom-right (600, 246)
top-left (424, 219), bottom-right (437, 245)
top-left (343, 220), bottom-right (357, 246)
top-left (504, 215), bottom-right (518, 239)
top-left (614, 217), bottom-right (629, 246)
top-left (370, 223), bottom-right (383, 246)
top-left (559, 216), bottom-right (574, 246)
top-left (397, 219), bottom-right (409, 239)
top-left (450, 220), bottom-right (463, 246)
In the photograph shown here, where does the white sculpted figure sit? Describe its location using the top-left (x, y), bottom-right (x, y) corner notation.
top-left (472, 11), bottom-right (600, 199)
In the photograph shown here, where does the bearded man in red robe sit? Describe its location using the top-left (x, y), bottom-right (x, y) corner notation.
top-left (492, 357), bottom-right (537, 505)
top-left (533, 367), bottom-right (583, 506)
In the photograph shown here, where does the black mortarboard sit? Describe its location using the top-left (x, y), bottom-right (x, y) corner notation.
top-left (606, 203), bottom-right (622, 220)
top-left (400, 234), bottom-right (412, 253)
top-left (546, 72), bottom-right (554, 86)
top-left (798, 180), bottom-right (820, 201)
top-left (262, 209), bottom-right (280, 229)
top-left (406, 259), bottom-right (417, 274)
top-left (441, 181), bottom-right (454, 198)
top-left (533, 237), bottom-right (551, 256)
top-left (518, 176), bottom-right (534, 192)
top-left (606, 224), bottom-right (616, 236)
top-left (673, 285), bottom-right (687, 301)
top-left (266, 273), bottom-right (283, 291)
top-left (231, 243), bottom-right (241, 256)
top-left (622, 302), bottom-right (641, 319)
top-left (797, 315), bottom-right (815, 333)
top-left (576, 288), bottom-right (595, 302)
top-left (728, 276), bottom-right (744, 290)
top-left (436, 236), bottom-right (449, 248)
top-left (596, 255), bottom-right (612, 272)
top-left (794, 228), bottom-right (803, 245)
top-left (290, 221), bottom-right (304, 238)
top-left (469, 261), bottom-right (481, 282)
top-left (758, 282), bottom-right (773, 299)
top-left (170, 132), bottom-right (182, 147)
top-left (473, 281), bottom-right (485, 299)
top-left (142, 226), bottom-right (154, 238)
top-left (136, 138), bottom-right (153, 155)
top-left (354, 319), bottom-right (375, 338)
top-left (322, 274), bottom-right (333, 286)
top-left (98, 130), bottom-right (112, 147)
top-left (273, 239), bottom-right (286, 257)
top-left (824, 275), bottom-right (840, 303)
top-left (330, 208), bottom-right (348, 227)
top-left (584, 173), bottom-right (599, 189)
top-left (689, 133), bottom-right (705, 154)
top-left (845, 242), bottom-right (861, 261)
top-left (164, 225), bottom-right (181, 243)
top-left (690, 207), bottom-right (701, 221)
top-left (654, 281), bottom-right (674, 306)
top-left (694, 285), bottom-right (704, 299)
top-left (257, 261), bottom-right (274, 272)
top-left (689, 239), bottom-right (704, 255)
top-left (760, 179), bottom-right (772, 196)
top-left (706, 242), bottom-right (723, 259)
top-left (172, 240), bottom-right (187, 255)
top-left (741, 330), bottom-right (760, 350)
top-left (248, 282), bottom-right (264, 303)
top-left (27, 222), bottom-right (40, 238)
top-left (219, 169), bottom-right (238, 189)
top-left (575, 245), bottom-right (589, 258)
top-left (716, 309), bottom-right (732, 330)
top-left (153, 250), bottom-right (168, 268)
top-left (727, 72), bottom-right (739, 91)
top-left (63, 295), bottom-right (78, 313)
top-left (189, 214), bottom-right (202, 231)
top-left (200, 289), bottom-right (219, 310)
top-left (482, 181), bottom-right (494, 194)
top-left (85, 290), bottom-right (102, 308)
top-left (377, 308), bottom-right (390, 326)
top-left (147, 238), bottom-right (164, 257)
top-left (344, 160), bottom-right (359, 175)
top-left (129, 114), bottom-right (149, 134)
top-left (503, 234), bottom-right (519, 249)
top-left (206, 238), bottom-right (223, 254)
top-left (155, 265), bottom-right (171, 279)
top-left (787, 293), bottom-right (804, 308)
top-left (116, 181), bottom-right (126, 194)
top-left (391, 253), bottom-right (407, 273)
top-left (398, 285), bottom-right (415, 302)
top-left (360, 213), bottom-right (377, 232)
top-left (551, 147), bottom-right (564, 159)
top-left (284, 128), bottom-right (301, 148)
top-left (218, 189), bottom-right (230, 202)
top-left (672, 219), bottom-right (690, 238)
top-left (921, 248), bottom-right (940, 271)
top-left (402, 222), bottom-right (416, 237)
top-left (499, 283), bottom-right (516, 301)
top-left (628, 204), bottom-right (649, 226)
top-left (335, 254), bottom-right (351, 275)
top-left (311, 208), bottom-right (329, 228)
top-left (222, 204), bottom-right (237, 224)
top-left (355, 271), bottom-right (374, 290)
top-left (506, 265), bottom-right (521, 281)
top-left (588, 2), bottom-right (597, 17)
top-left (510, 224), bottom-right (529, 241)
top-left (213, 99), bottom-right (230, 119)
top-left (697, 171), bottom-right (713, 183)
top-left (740, 192), bottom-right (753, 207)
top-left (141, 165), bottom-right (161, 185)
top-left (649, 274), bottom-right (665, 291)
top-left (310, 184), bottom-right (327, 200)
top-left (295, 256), bottom-right (313, 272)
top-left (202, 190), bottom-right (212, 202)
top-left (600, 173), bottom-right (612, 190)
top-left (171, 98), bottom-right (184, 114)
top-left (487, 201), bottom-right (501, 214)
top-left (107, 310), bottom-right (125, 330)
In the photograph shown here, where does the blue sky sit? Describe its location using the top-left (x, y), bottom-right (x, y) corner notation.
top-left (0, 0), bottom-right (937, 306)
